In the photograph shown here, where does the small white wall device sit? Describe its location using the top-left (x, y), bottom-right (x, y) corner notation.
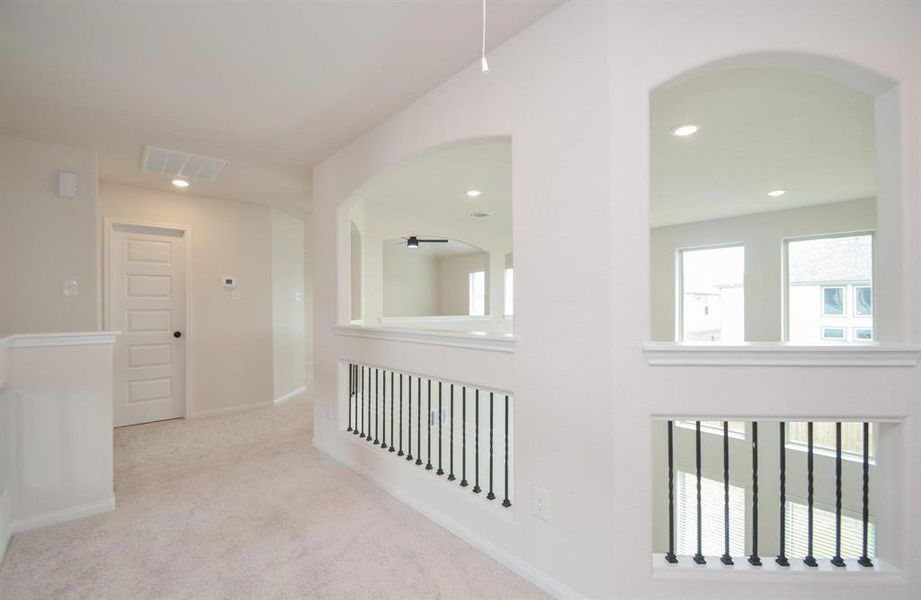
top-left (58, 172), bottom-right (79, 199)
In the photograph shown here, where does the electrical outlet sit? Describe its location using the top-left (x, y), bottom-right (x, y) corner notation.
top-left (532, 487), bottom-right (550, 521)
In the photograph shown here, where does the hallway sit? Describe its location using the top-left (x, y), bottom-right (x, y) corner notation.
top-left (0, 400), bottom-right (544, 599)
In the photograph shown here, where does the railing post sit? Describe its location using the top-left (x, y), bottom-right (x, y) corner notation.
top-left (460, 387), bottom-right (468, 487)
top-left (398, 373), bottom-right (405, 457)
top-left (502, 395), bottom-right (511, 508)
top-left (748, 421), bottom-right (761, 566)
top-left (426, 379), bottom-right (433, 471)
top-left (437, 382), bottom-right (444, 475)
top-left (831, 421), bottom-right (846, 567)
top-left (487, 392), bottom-right (496, 500)
top-left (347, 364), bottom-right (354, 432)
top-left (776, 421), bottom-right (789, 566)
top-left (665, 420), bottom-right (677, 563)
top-left (804, 422), bottom-right (818, 567)
top-left (373, 368), bottom-right (380, 445)
top-left (721, 421), bottom-right (734, 565)
top-left (406, 375), bottom-right (414, 462)
top-left (416, 377), bottom-right (423, 466)
top-left (693, 421), bottom-right (706, 565)
top-left (359, 366), bottom-right (366, 438)
top-left (448, 384), bottom-right (456, 481)
top-left (473, 390), bottom-right (481, 494)
top-left (858, 422), bottom-right (874, 568)
top-left (389, 372), bottom-right (395, 452)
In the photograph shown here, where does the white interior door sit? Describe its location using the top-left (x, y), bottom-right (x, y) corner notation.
top-left (110, 224), bottom-right (187, 427)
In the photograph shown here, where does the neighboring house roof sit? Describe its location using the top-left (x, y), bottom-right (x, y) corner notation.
top-left (788, 235), bottom-right (872, 284)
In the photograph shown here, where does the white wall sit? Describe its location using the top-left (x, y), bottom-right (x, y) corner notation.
top-left (382, 242), bottom-right (440, 317)
top-left (0, 333), bottom-right (116, 558)
top-left (271, 208), bottom-right (306, 402)
top-left (100, 183), bottom-right (275, 417)
top-left (651, 198), bottom-right (876, 341)
top-left (438, 252), bottom-right (489, 316)
top-left (0, 134), bottom-right (100, 335)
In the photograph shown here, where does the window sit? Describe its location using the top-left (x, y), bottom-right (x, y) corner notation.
top-left (676, 420), bottom-right (745, 439)
top-left (787, 422), bottom-right (875, 460)
top-left (822, 287), bottom-right (845, 316)
top-left (821, 326), bottom-right (845, 341)
top-left (504, 268), bottom-right (514, 317)
top-left (787, 234), bottom-right (873, 343)
top-left (675, 471), bottom-right (745, 556)
top-left (468, 270), bottom-right (486, 316)
top-left (855, 327), bottom-right (873, 341)
top-left (786, 501), bottom-right (875, 559)
top-left (855, 286), bottom-right (872, 316)
top-left (679, 246), bottom-right (744, 342)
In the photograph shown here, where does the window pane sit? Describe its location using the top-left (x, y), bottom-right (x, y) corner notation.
top-left (856, 287), bottom-right (872, 316)
top-left (675, 471), bottom-right (745, 556)
top-left (680, 246), bottom-right (744, 342)
top-left (823, 287), bottom-right (844, 316)
top-left (504, 268), bottom-right (514, 317)
top-left (788, 235), bottom-right (873, 343)
top-left (787, 422), bottom-right (874, 458)
top-left (786, 501), bottom-right (875, 559)
top-left (855, 327), bottom-right (873, 341)
top-left (468, 271), bottom-right (486, 316)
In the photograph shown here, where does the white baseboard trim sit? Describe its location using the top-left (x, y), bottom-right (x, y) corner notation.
top-left (274, 386), bottom-right (307, 405)
top-left (10, 495), bottom-right (116, 535)
top-left (0, 490), bottom-right (10, 566)
top-left (189, 401), bottom-right (273, 419)
top-left (314, 439), bottom-right (584, 600)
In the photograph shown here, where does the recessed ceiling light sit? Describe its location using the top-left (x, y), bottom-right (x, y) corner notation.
top-left (172, 179), bottom-right (190, 188)
top-left (466, 189), bottom-right (482, 198)
top-left (670, 124), bottom-right (700, 137)
top-left (767, 189), bottom-right (787, 197)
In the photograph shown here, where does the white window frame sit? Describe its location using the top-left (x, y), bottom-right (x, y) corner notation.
top-left (675, 242), bottom-right (745, 343)
top-left (782, 231), bottom-right (875, 341)
top-left (468, 270), bottom-right (486, 316)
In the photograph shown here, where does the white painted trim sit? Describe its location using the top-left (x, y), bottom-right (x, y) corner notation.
top-left (9, 495), bottom-right (116, 534)
top-left (0, 490), bottom-right (10, 566)
top-left (380, 315), bottom-right (497, 324)
top-left (274, 386), bottom-right (306, 405)
top-left (651, 553), bottom-right (902, 581)
top-left (334, 325), bottom-right (515, 353)
top-left (314, 438), bottom-right (584, 600)
top-left (188, 400), bottom-right (273, 419)
top-left (643, 342), bottom-right (921, 367)
top-left (4, 331), bottom-right (120, 349)
top-left (103, 219), bottom-right (193, 419)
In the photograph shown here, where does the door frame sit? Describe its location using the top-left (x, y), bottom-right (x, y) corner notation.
top-left (103, 218), bottom-right (193, 420)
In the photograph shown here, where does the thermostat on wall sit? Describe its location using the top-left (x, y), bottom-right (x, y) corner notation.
top-left (222, 276), bottom-right (237, 289)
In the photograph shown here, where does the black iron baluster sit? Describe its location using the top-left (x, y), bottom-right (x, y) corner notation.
top-left (367, 367), bottom-right (372, 442)
top-left (416, 377), bottom-right (423, 465)
top-left (389, 372), bottom-right (395, 452)
top-left (858, 422), bottom-right (874, 568)
top-left (665, 420), bottom-right (677, 564)
top-left (460, 387), bottom-right (468, 487)
top-left (721, 421), bottom-right (733, 565)
top-left (748, 421), bottom-right (761, 566)
top-left (359, 366), bottom-right (365, 438)
top-left (473, 390), bottom-right (481, 494)
top-left (379, 370), bottom-right (386, 449)
top-left (397, 374), bottom-right (405, 456)
top-left (693, 421), bottom-right (705, 564)
top-left (425, 380), bottom-right (433, 471)
top-left (831, 422), bottom-right (846, 567)
top-left (502, 395), bottom-right (511, 508)
top-left (776, 421), bottom-right (789, 566)
top-left (373, 368), bottom-right (380, 445)
top-left (448, 385), bottom-right (456, 481)
top-left (347, 364), bottom-right (353, 432)
top-left (487, 392), bottom-right (496, 500)
top-left (436, 382), bottom-right (444, 475)
top-left (406, 376), bottom-right (414, 462)
top-left (804, 422), bottom-right (817, 567)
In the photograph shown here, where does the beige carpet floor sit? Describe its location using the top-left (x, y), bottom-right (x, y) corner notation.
top-left (0, 398), bottom-right (546, 600)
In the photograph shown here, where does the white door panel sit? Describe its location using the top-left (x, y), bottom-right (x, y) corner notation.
top-left (110, 225), bottom-right (187, 427)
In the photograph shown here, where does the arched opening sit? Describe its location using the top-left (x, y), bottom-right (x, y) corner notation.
top-left (344, 137), bottom-right (512, 334)
top-left (648, 56), bottom-right (900, 344)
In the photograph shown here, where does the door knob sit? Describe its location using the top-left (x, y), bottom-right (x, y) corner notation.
top-left (173, 331), bottom-right (182, 338)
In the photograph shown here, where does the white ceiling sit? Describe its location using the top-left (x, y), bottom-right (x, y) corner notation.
top-left (362, 138), bottom-right (512, 242)
top-left (651, 67), bottom-right (876, 228)
top-left (0, 1), bottom-right (560, 215)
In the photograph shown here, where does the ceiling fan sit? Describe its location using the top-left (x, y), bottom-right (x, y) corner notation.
top-left (398, 236), bottom-right (449, 249)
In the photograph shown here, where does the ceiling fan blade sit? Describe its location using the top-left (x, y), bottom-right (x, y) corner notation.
top-left (418, 239), bottom-right (449, 243)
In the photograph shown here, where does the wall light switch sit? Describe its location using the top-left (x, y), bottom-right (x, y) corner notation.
top-left (532, 487), bottom-right (550, 521)
top-left (62, 280), bottom-right (79, 297)
top-left (295, 291), bottom-right (303, 302)
top-left (58, 172), bottom-right (78, 199)
top-left (231, 290), bottom-right (240, 301)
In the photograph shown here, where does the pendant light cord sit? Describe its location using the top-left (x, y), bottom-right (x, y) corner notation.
top-left (481, 0), bottom-right (489, 73)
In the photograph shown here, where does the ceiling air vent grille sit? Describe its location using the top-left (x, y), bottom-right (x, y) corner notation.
top-left (140, 146), bottom-right (228, 181)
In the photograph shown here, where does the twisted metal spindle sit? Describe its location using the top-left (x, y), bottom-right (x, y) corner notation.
top-left (804, 422), bottom-right (818, 567)
top-left (693, 421), bottom-right (705, 565)
top-left (502, 395), bottom-right (511, 508)
top-left (665, 420), bottom-right (677, 564)
top-left (473, 390), bottom-right (481, 494)
top-left (748, 421), bottom-right (761, 566)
